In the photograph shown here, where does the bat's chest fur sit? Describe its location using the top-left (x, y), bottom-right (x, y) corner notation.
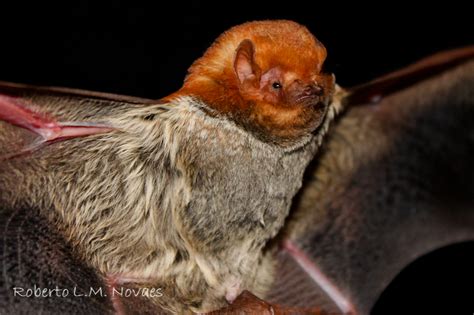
top-left (1, 99), bottom-right (317, 311)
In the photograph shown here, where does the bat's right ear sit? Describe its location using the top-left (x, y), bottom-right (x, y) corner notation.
top-left (234, 39), bottom-right (259, 85)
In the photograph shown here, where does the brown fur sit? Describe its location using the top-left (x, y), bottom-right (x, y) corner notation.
top-left (167, 20), bottom-right (334, 145)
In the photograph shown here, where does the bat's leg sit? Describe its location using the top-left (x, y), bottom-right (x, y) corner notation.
top-left (282, 240), bottom-right (356, 315)
top-left (209, 290), bottom-right (330, 315)
top-left (105, 274), bottom-right (154, 315)
top-left (0, 94), bottom-right (114, 157)
top-left (105, 275), bottom-right (128, 315)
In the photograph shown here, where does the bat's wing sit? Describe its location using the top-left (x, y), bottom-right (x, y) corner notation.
top-left (0, 81), bottom-right (157, 159)
top-left (346, 46), bottom-right (474, 105)
top-left (0, 205), bottom-right (113, 314)
top-left (265, 50), bottom-right (474, 314)
top-left (0, 81), bottom-right (156, 103)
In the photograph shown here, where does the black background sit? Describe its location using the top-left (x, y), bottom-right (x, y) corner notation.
top-left (0, 1), bottom-right (472, 313)
top-left (0, 1), bottom-right (472, 98)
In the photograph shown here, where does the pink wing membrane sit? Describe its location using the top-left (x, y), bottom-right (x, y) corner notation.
top-left (0, 94), bottom-right (114, 159)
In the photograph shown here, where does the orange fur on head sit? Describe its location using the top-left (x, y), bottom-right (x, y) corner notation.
top-left (166, 20), bottom-right (335, 145)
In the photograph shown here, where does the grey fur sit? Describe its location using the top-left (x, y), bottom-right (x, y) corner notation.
top-left (0, 89), bottom-right (343, 312)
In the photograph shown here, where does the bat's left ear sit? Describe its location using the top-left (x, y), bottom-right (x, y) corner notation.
top-left (234, 39), bottom-right (260, 85)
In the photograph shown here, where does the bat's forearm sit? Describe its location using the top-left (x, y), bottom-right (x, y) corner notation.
top-left (0, 93), bottom-right (114, 159)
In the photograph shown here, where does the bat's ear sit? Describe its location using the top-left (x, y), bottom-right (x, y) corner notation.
top-left (234, 39), bottom-right (259, 85)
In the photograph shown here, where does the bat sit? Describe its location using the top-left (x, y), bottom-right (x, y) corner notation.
top-left (1, 30), bottom-right (473, 315)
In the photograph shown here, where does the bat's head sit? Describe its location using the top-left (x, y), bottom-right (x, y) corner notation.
top-left (174, 20), bottom-right (335, 146)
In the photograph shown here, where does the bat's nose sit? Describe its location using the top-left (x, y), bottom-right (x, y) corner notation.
top-left (303, 84), bottom-right (323, 96)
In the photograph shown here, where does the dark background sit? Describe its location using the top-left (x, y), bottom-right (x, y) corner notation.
top-left (0, 1), bottom-right (472, 98)
top-left (0, 1), bottom-right (472, 313)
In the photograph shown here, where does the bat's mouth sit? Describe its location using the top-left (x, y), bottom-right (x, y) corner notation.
top-left (309, 93), bottom-right (338, 132)
top-left (296, 95), bottom-right (328, 108)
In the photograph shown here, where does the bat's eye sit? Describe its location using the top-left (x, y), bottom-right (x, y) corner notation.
top-left (272, 82), bottom-right (282, 90)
